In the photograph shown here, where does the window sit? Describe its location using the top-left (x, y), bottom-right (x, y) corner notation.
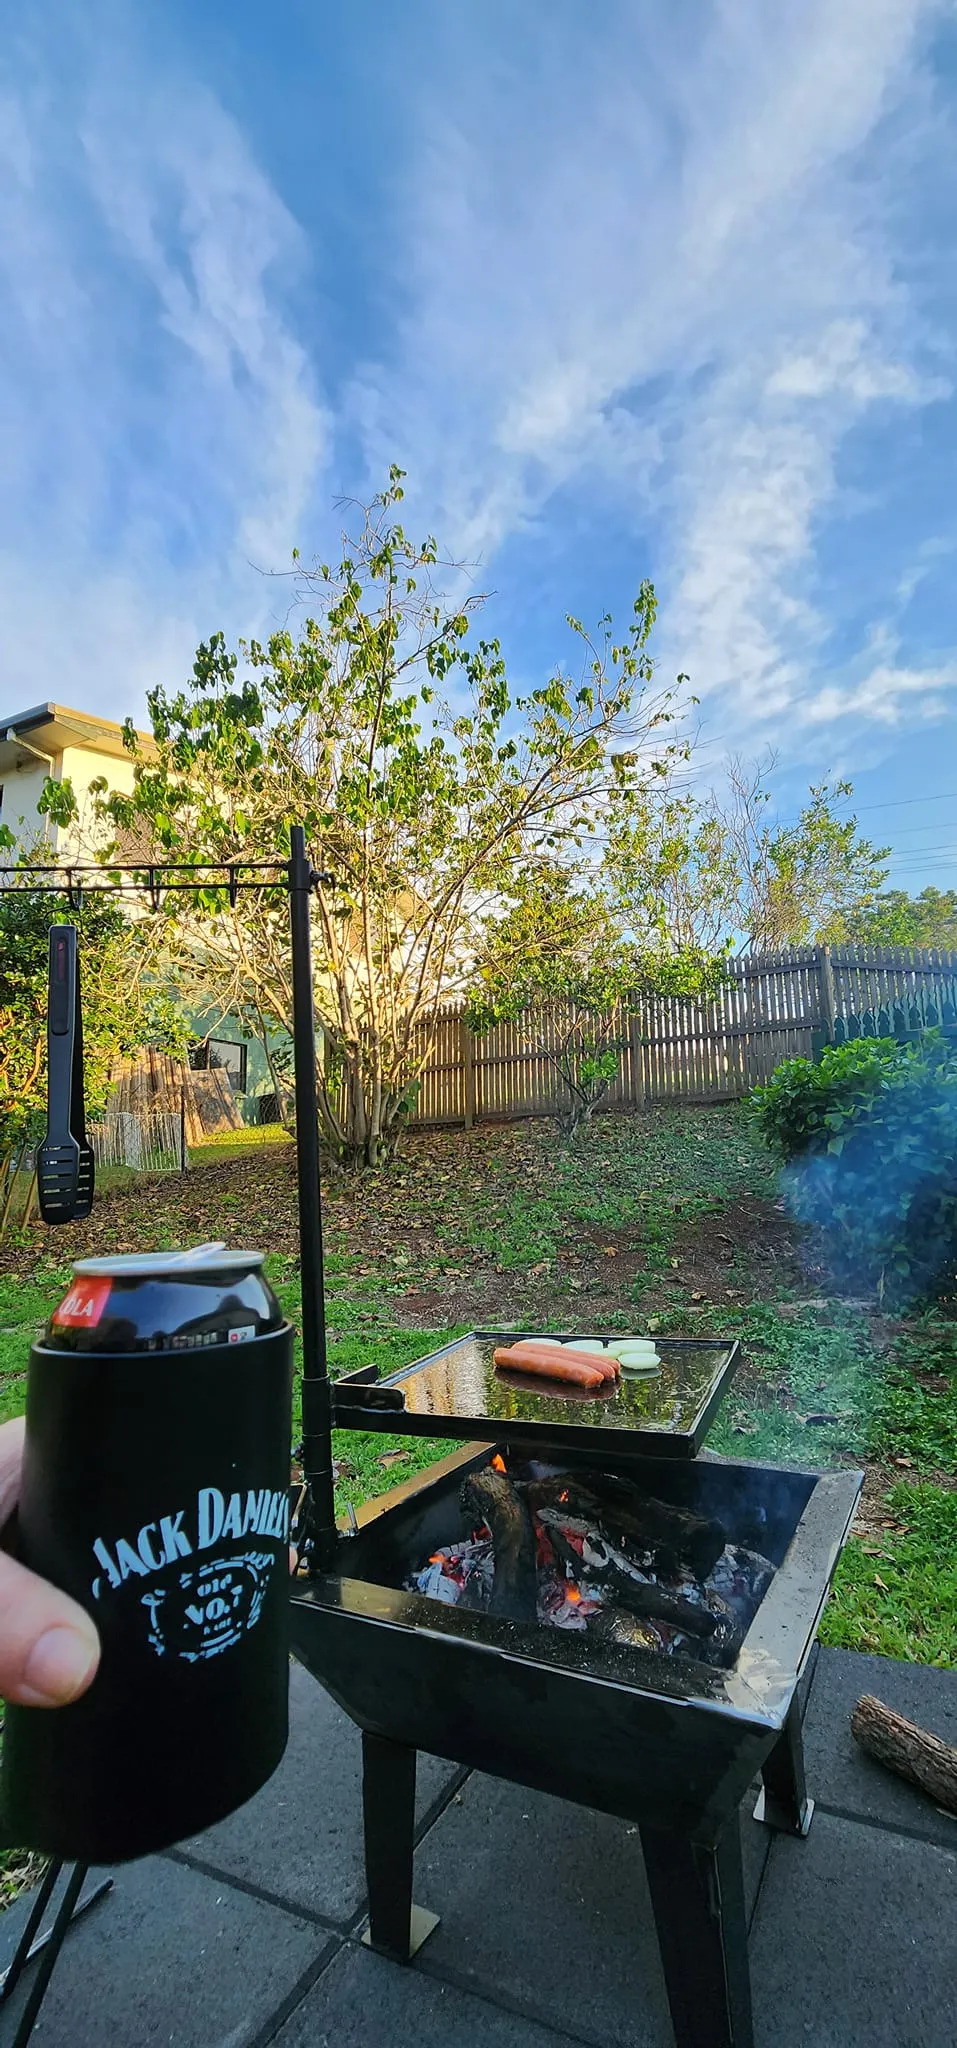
top-left (189, 1037), bottom-right (248, 1092)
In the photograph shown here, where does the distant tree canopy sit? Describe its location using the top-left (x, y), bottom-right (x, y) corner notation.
top-left (604, 757), bottom-right (891, 955)
top-left (833, 888), bottom-right (957, 950)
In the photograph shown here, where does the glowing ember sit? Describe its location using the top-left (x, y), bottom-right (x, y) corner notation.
top-left (491, 1454), bottom-right (507, 1474)
top-left (428, 1554), bottom-right (445, 1565)
top-left (565, 1584), bottom-right (582, 1605)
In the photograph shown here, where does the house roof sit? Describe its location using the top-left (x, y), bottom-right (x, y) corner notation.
top-left (0, 702), bottom-right (155, 775)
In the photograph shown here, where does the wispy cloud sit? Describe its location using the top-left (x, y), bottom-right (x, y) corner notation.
top-left (0, 18), bottom-right (328, 720)
top-left (347, 0), bottom-right (954, 755)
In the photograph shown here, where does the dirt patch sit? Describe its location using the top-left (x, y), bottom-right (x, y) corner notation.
top-left (664, 1192), bottom-right (811, 1304)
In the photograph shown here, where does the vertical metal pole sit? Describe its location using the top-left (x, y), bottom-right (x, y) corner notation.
top-left (180, 1085), bottom-right (188, 1174)
top-left (288, 825), bottom-right (337, 1571)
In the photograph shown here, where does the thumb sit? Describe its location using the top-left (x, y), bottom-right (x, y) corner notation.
top-left (0, 1550), bottom-right (100, 1708)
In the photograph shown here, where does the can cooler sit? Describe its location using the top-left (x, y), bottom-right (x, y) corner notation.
top-left (0, 1246), bottom-right (294, 1863)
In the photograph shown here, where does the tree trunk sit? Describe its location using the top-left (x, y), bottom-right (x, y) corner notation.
top-left (850, 1695), bottom-right (957, 1817)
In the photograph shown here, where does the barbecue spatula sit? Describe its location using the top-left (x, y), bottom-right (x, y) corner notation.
top-left (38, 924), bottom-right (95, 1224)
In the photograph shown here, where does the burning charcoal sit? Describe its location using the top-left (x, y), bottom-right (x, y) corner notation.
top-left (407, 1537), bottom-right (495, 1611)
top-left (522, 1474), bottom-right (727, 1577)
top-left (694, 1594), bottom-right (743, 1668)
top-left (460, 1466), bottom-right (538, 1623)
top-left (589, 1608), bottom-right (669, 1655)
top-left (704, 1545), bottom-right (775, 1631)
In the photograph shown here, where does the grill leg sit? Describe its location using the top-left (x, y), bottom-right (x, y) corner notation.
top-left (360, 1732), bottom-right (438, 1963)
top-left (640, 1817), bottom-right (754, 2048)
top-left (754, 1697), bottom-right (814, 1836)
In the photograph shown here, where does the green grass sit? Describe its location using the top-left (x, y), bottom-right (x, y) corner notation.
top-left (705, 1304), bottom-right (882, 1469)
top-left (430, 1102), bottom-right (776, 1275)
top-left (192, 1125), bottom-right (293, 1163)
top-left (3, 1102), bottom-right (955, 1666)
top-left (820, 1484), bottom-right (957, 1665)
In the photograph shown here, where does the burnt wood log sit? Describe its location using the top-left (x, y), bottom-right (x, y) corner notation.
top-left (522, 1473), bottom-right (727, 1577)
top-left (850, 1695), bottom-right (957, 1817)
top-left (460, 1468), bottom-right (538, 1623)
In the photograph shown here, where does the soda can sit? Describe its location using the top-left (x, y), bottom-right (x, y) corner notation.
top-left (0, 1245), bottom-right (294, 1862)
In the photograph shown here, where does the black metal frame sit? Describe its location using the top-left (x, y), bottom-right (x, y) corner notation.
top-left (332, 1329), bottom-right (741, 1458)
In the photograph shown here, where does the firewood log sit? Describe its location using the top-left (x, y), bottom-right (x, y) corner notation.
top-left (522, 1473), bottom-right (727, 1577)
top-left (461, 1468), bottom-right (538, 1624)
top-left (850, 1695), bottom-right (957, 1818)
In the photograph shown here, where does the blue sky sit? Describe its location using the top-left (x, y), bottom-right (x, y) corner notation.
top-left (2, 0), bottom-right (957, 889)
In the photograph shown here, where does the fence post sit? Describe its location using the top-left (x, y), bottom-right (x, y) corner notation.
top-left (628, 1009), bottom-right (645, 1108)
top-left (180, 1086), bottom-right (188, 1173)
top-left (816, 945), bottom-right (837, 1044)
top-left (461, 1013), bottom-right (476, 1130)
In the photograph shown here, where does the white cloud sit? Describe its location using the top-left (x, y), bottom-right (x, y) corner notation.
top-left (801, 659), bottom-right (957, 726)
top-left (0, 28), bottom-right (329, 722)
top-left (346, 0), bottom-right (953, 751)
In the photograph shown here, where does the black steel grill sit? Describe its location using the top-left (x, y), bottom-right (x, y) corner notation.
top-left (292, 1348), bottom-right (862, 2048)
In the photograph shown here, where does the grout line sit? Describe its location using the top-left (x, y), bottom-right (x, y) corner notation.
top-left (813, 1800), bottom-right (957, 1853)
top-left (413, 1764), bottom-right (472, 1847)
top-left (411, 1949), bottom-right (626, 2048)
top-left (246, 1936), bottom-right (345, 2048)
top-left (160, 1848), bottom-right (345, 1932)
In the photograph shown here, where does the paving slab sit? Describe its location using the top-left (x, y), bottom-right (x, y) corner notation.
top-left (802, 1647), bottom-right (957, 1847)
top-left (751, 1808), bottom-right (957, 2048)
top-left (0, 1850), bottom-right (333, 2048)
top-left (272, 1942), bottom-right (580, 2048)
top-left (176, 1657), bottom-right (462, 1923)
top-left (408, 1770), bottom-right (770, 2048)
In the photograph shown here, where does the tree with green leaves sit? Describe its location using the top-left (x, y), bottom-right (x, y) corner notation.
top-left (604, 755), bottom-right (890, 955)
top-left (834, 887), bottom-right (957, 950)
top-left (97, 473), bottom-right (687, 1167)
top-left (465, 863), bottom-right (726, 1135)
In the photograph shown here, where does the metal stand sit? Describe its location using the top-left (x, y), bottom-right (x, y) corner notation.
top-left (360, 1735), bottom-right (438, 1963)
top-left (640, 1820), bottom-right (754, 2048)
top-left (753, 1697), bottom-right (814, 1836)
top-left (0, 1862), bottom-right (112, 2046)
top-left (287, 825), bottom-right (338, 1573)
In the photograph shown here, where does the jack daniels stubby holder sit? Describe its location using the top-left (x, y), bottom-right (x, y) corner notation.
top-left (0, 1245), bottom-right (294, 1863)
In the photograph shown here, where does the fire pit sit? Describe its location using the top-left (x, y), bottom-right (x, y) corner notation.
top-left (291, 1331), bottom-right (862, 2048)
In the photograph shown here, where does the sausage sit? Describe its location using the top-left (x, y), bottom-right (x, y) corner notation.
top-left (492, 1343), bottom-right (605, 1388)
top-left (527, 1341), bottom-right (620, 1382)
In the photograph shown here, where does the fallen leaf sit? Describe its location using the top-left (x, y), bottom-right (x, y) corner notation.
top-left (377, 1450), bottom-right (408, 1469)
top-left (601, 1247), bottom-right (618, 1257)
top-left (874, 1574), bottom-right (890, 1592)
top-left (892, 1455), bottom-right (914, 1467)
top-left (690, 1290), bottom-right (704, 1302)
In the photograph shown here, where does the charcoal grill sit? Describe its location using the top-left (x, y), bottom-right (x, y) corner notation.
top-left (291, 1332), bottom-right (861, 2048)
top-left (269, 845), bottom-right (863, 2048)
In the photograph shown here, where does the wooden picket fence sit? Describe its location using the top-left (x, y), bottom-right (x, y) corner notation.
top-left (402, 945), bottom-right (957, 1129)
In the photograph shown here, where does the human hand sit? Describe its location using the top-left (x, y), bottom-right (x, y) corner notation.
top-left (0, 1417), bottom-right (100, 1707)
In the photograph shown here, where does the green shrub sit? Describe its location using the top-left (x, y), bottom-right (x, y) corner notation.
top-left (752, 1036), bottom-right (957, 1304)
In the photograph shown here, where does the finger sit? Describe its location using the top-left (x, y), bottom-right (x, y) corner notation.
top-left (0, 1417), bottom-right (26, 1524)
top-left (0, 1550), bottom-right (100, 1707)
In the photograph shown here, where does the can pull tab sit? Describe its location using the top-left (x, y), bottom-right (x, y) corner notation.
top-left (163, 1243), bottom-right (228, 1266)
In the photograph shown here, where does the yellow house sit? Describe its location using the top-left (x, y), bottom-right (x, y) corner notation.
top-left (0, 702), bottom-right (153, 859)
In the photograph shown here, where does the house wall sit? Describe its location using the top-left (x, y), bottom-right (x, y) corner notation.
top-left (58, 742), bottom-right (138, 856)
top-left (0, 756), bottom-right (60, 850)
top-left (0, 743), bottom-right (137, 858)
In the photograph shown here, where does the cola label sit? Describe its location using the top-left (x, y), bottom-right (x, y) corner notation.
top-left (90, 1483), bottom-right (290, 1663)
